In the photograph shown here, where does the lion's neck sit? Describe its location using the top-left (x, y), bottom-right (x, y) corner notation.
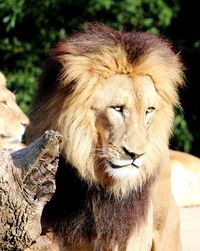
top-left (42, 156), bottom-right (152, 249)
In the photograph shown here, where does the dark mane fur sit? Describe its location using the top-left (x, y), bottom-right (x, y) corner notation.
top-left (42, 157), bottom-right (152, 249)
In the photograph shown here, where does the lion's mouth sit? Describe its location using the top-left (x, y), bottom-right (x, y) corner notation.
top-left (0, 134), bottom-right (22, 144)
top-left (105, 158), bottom-right (143, 179)
top-left (108, 160), bottom-right (139, 169)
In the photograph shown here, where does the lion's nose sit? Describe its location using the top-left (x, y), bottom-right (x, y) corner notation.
top-left (122, 147), bottom-right (145, 160)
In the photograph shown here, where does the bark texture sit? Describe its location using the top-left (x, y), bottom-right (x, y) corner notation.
top-left (0, 130), bottom-right (62, 251)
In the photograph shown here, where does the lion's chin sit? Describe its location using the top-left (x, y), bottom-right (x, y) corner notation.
top-left (103, 156), bottom-right (145, 180)
top-left (105, 162), bottom-right (140, 180)
top-left (0, 135), bottom-right (22, 144)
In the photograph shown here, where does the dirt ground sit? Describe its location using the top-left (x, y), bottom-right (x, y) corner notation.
top-left (180, 206), bottom-right (200, 251)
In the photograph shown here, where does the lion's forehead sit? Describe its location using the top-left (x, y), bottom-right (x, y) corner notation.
top-left (134, 75), bottom-right (160, 105)
top-left (92, 74), bottom-right (160, 110)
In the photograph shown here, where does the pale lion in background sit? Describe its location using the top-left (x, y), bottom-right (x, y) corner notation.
top-left (0, 72), bottom-right (29, 150)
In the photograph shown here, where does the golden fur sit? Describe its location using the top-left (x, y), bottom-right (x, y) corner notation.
top-left (0, 72), bottom-right (29, 150)
top-left (27, 24), bottom-right (184, 250)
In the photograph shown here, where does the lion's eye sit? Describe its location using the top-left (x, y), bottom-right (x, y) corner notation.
top-left (146, 107), bottom-right (155, 115)
top-left (111, 105), bottom-right (124, 113)
top-left (145, 107), bottom-right (155, 126)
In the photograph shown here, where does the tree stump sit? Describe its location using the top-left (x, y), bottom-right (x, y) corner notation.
top-left (0, 130), bottom-right (62, 251)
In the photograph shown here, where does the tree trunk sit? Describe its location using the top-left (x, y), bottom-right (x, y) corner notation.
top-left (0, 130), bottom-right (62, 251)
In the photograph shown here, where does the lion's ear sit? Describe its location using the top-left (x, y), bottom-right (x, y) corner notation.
top-left (0, 72), bottom-right (7, 87)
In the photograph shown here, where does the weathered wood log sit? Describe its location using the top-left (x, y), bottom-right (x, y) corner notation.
top-left (0, 130), bottom-right (62, 251)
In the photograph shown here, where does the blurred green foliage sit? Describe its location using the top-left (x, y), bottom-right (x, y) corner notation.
top-left (0, 0), bottom-right (199, 154)
top-left (171, 110), bottom-right (193, 153)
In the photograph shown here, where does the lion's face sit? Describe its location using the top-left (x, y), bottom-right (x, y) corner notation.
top-left (0, 84), bottom-right (29, 146)
top-left (93, 74), bottom-right (159, 180)
top-left (57, 73), bottom-right (174, 196)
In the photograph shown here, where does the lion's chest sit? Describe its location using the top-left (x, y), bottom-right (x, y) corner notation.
top-left (42, 161), bottom-right (150, 249)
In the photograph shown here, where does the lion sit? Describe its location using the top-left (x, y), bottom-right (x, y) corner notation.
top-left (170, 150), bottom-right (200, 207)
top-left (0, 72), bottom-right (29, 150)
top-left (27, 23), bottom-right (184, 251)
